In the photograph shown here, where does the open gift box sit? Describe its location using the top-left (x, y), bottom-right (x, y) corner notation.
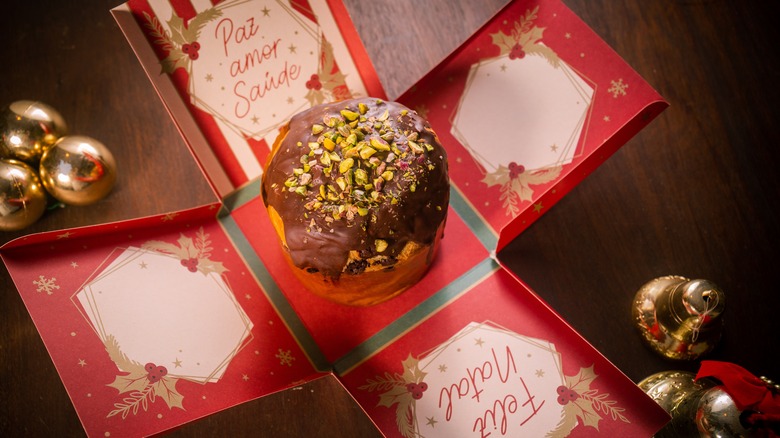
top-left (0, 0), bottom-right (670, 436)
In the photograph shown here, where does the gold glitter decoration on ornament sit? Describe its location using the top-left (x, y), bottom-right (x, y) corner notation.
top-left (0, 158), bottom-right (47, 231)
top-left (0, 100), bottom-right (68, 164)
top-left (39, 135), bottom-right (117, 206)
top-left (632, 275), bottom-right (725, 360)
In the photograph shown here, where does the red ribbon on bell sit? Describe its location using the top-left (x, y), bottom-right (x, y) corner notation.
top-left (696, 360), bottom-right (780, 436)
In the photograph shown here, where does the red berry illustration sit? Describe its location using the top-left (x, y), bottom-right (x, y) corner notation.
top-left (182, 42), bottom-right (200, 60)
top-left (555, 385), bottom-right (579, 405)
top-left (406, 381), bottom-right (427, 400)
top-left (509, 43), bottom-right (526, 60)
top-left (145, 362), bottom-right (168, 383)
top-left (181, 257), bottom-right (199, 272)
top-left (306, 74), bottom-right (322, 91)
top-left (508, 162), bottom-right (525, 179)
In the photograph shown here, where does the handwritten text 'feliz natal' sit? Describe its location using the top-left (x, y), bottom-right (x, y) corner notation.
top-left (214, 16), bottom-right (302, 119)
top-left (438, 346), bottom-right (547, 437)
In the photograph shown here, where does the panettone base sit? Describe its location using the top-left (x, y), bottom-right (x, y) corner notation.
top-left (267, 205), bottom-right (444, 306)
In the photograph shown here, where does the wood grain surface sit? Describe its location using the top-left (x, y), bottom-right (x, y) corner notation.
top-left (2, 0), bottom-right (778, 436)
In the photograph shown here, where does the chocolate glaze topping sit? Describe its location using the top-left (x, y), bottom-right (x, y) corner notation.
top-left (261, 98), bottom-right (449, 279)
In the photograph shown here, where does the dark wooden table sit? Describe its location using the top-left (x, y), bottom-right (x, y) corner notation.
top-left (2, 0), bottom-right (778, 436)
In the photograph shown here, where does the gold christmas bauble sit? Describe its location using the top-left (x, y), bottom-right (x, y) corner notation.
top-left (0, 100), bottom-right (68, 164)
top-left (0, 158), bottom-right (47, 231)
top-left (39, 135), bottom-right (117, 206)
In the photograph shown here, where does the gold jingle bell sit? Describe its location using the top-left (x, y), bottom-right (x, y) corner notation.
top-left (638, 370), bottom-right (764, 437)
top-left (638, 370), bottom-right (703, 415)
top-left (39, 135), bottom-right (117, 206)
top-left (632, 275), bottom-right (725, 360)
top-left (0, 100), bottom-right (68, 164)
top-left (0, 158), bottom-right (47, 231)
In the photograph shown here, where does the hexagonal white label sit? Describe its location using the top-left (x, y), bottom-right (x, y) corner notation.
top-left (75, 246), bottom-right (252, 383)
top-left (413, 322), bottom-right (567, 436)
top-left (452, 50), bottom-right (593, 173)
top-left (187, 0), bottom-right (321, 140)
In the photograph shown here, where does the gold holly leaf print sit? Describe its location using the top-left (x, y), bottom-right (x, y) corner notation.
top-left (154, 378), bottom-right (185, 410)
top-left (564, 365), bottom-right (598, 394)
top-left (482, 165), bottom-right (510, 187)
top-left (400, 354), bottom-right (426, 384)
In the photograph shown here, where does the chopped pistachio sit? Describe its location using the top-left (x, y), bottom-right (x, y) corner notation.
top-left (323, 137), bottom-right (336, 151)
top-left (344, 146), bottom-right (360, 159)
top-left (373, 177), bottom-right (384, 192)
top-left (311, 124), bottom-right (325, 135)
top-left (354, 168), bottom-right (368, 185)
top-left (370, 137), bottom-right (391, 151)
top-left (339, 157), bottom-right (355, 173)
top-left (341, 109), bottom-right (359, 121)
top-left (359, 145), bottom-right (377, 159)
top-left (378, 109), bottom-right (389, 121)
top-left (358, 102), bottom-right (368, 114)
top-left (294, 186), bottom-right (307, 196)
top-left (408, 140), bottom-right (425, 154)
top-left (381, 170), bottom-right (394, 181)
top-left (375, 239), bottom-right (388, 252)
